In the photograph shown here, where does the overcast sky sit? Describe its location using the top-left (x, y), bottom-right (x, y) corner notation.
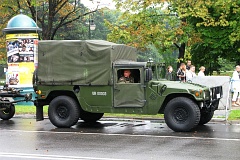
top-left (81, 0), bottom-right (116, 10)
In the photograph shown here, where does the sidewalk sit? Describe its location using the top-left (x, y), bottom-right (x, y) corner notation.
top-left (231, 105), bottom-right (240, 110)
top-left (212, 105), bottom-right (240, 124)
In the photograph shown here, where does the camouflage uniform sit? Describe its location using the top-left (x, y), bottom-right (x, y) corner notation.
top-left (118, 76), bottom-right (134, 83)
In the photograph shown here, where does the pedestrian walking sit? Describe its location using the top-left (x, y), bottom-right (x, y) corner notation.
top-left (177, 63), bottom-right (186, 82)
top-left (186, 65), bottom-right (197, 81)
top-left (186, 60), bottom-right (191, 70)
top-left (231, 65), bottom-right (240, 106)
top-left (165, 65), bottom-right (175, 81)
top-left (198, 66), bottom-right (205, 76)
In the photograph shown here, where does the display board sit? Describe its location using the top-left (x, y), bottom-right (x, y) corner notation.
top-left (6, 33), bottom-right (38, 87)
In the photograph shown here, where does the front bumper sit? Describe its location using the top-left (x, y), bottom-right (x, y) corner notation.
top-left (204, 86), bottom-right (223, 111)
top-left (210, 85), bottom-right (223, 101)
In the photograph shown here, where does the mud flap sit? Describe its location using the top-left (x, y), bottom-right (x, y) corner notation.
top-left (36, 104), bottom-right (44, 121)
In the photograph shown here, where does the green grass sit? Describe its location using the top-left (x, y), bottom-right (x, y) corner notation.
top-left (15, 105), bottom-right (48, 116)
top-left (228, 110), bottom-right (240, 120)
top-left (15, 106), bottom-right (240, 120)
top-left (212, 71), bottom-right (233, 77)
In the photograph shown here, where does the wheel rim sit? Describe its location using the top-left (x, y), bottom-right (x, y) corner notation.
top-left (56, 105), bottom-right (69, 119)
top-left (173, 107), bottom-right (189, 123)
top-left (3, 111), bottom-right (10, 114)
top-left (3, 107), bottom-right (10, 114)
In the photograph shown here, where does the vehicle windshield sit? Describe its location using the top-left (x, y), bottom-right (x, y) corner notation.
top-left (149, 63), bottom-right (166, 80)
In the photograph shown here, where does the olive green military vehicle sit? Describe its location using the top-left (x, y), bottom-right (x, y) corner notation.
top-left (33, 40), bottom-right (222, 132)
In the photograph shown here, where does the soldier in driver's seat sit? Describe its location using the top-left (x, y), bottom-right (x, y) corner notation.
top-left (118, 69), bottom-right (134, 83)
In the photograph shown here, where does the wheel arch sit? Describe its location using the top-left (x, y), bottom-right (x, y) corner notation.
top-left (159, 93), bottom-right (198, 114)
top-left (45, 90), bottom-right (80, 108)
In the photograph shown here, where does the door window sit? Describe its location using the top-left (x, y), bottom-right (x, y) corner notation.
top-left (117, 69), bottom-right (140, 83)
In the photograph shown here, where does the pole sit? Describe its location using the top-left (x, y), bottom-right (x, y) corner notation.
top-left (88, 14), bottom-right (91, 39)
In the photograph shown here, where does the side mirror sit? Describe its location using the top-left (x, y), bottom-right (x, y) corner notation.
top-left (145, 68), bottom-right (153, 82)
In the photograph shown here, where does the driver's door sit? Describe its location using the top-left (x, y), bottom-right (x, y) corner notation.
top-left (113, 68), bottom-right (145, 107)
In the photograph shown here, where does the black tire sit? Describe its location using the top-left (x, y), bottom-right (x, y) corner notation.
top-left (48, 96), bottom-right (80, 128)
top-left (80, 110), bottom-right (104, 122)
top-left (0, 104), bottom-right (15, 120)
top-left (198, 110), bottom-right (214, 125)
top-left (164, 97), bottom-right (200, 132)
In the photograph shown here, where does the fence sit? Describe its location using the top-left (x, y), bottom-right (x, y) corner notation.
top-left (192, 76), bottom-right (231, 120)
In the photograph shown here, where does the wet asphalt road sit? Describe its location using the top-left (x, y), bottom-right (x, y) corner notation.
top-left (0, 116), bottom-right (240, 160)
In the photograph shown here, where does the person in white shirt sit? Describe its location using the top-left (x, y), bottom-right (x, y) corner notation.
top-left (198, 66), bottom-right (205, 76)
top-left (232, 65), bottom-right (240, 106)
top-left (186, 65), bottom-right (197, 81)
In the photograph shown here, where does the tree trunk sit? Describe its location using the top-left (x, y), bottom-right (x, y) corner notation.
top-left (174, 43), bottom-right (186, 68)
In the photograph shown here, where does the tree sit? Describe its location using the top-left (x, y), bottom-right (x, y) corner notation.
top-left (171, 0), bottom-right (240, 69)
top-left (91, 9), bottom-right (121, 40)
top-left (29, 0), bottom-right (99, 40)
top-left (107, 0), bottom-right (240, 69)
top-left (0, 0), bottom-right (101, 63)
top-left (53, 8), bottom-right (120, 40)
top-left (0, 0), bottom-right (20, 63)
top-left (107, 0), bottom-right (196, 67)
top-left (0, 0), bottom-right (98, 40)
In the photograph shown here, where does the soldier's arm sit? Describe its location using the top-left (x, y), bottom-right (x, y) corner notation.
top-left (118, 77), bottom-right (125, 83)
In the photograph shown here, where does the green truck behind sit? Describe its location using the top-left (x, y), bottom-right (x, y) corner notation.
top-left (33, 40), bottom-right (222, 132)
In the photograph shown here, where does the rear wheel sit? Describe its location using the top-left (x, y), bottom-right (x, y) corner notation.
top-left (80, 111), bottom-right (104, 123)
top-left (48, 96), bottom-right (80, 128)
top-left (0, 104), bottom-right (15, 120)
top-left (164, 97), bottom-right (200, 132)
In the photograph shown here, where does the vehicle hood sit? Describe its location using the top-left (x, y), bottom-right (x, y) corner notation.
top-left (151, 80), bottom-right (208, 90)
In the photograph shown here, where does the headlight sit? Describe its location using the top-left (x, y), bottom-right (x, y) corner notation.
top-left (36, 90), bottom-right (41, 95)
top-left (195, 91), bottom-right (200, 97)
top-left (190, 89), bottom-right (205, 98)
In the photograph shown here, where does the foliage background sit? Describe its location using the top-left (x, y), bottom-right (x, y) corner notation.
top-left (107, 0), bottom-right (240, 74)
top-left (0, 0), bottom-right (117, 64)
top-left (0, 0), bottom-right (239, 76)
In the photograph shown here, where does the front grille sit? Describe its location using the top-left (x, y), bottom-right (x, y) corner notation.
top-left (211, 86), bottom-right (223, 100)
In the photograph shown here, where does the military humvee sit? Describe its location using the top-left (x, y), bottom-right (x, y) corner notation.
top-left (33, 40), bottom-right (222, 132)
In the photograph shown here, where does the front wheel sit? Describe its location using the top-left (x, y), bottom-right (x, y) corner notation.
top-left (0, 104), bottom-right (15, 120)
top-left (48, 96), bottom-right (80, 128)
top-left (164, 97), bottom-right (200, 132)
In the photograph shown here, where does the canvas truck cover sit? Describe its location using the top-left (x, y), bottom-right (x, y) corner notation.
top-left (37, 40), bottom-right (137, 85)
